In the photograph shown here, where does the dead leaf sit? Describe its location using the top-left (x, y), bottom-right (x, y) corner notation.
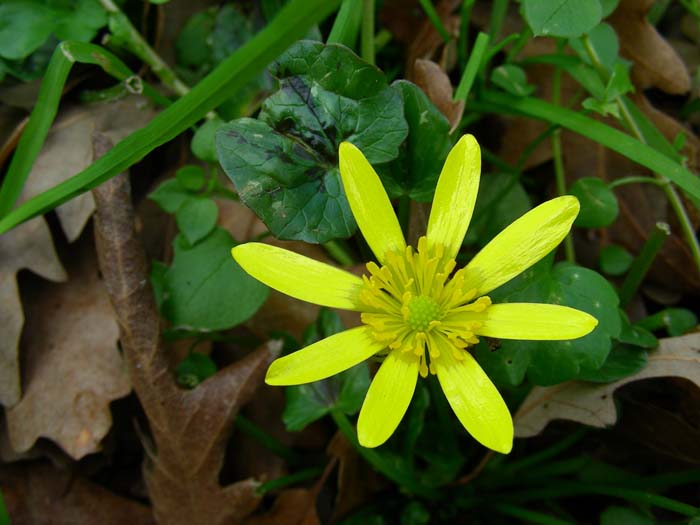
top-left (92, 162), bottom-right (276, 525)
top-left (24, 96), bottom-right (156, 242)
top-left (0, 462), bottom-right (154, 525)
top-left (0, 218), bottom-right (67, 407)
top-left (243, 489), bottom-right (320, 525)
top-left (327, 432), bottom-right (384, 522)
top-left (514, 333), bottom-right (700, 437)
top-left (5, 240), bottom-right (130, 459)
top-left (413, 59), bottom-right (464, 132)
top-left (608, 0), bottom-right (690, 95)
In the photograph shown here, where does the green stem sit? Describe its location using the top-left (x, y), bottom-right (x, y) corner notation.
top-left (236, 415), bottom-right (299, 465)
top-left (361, 0), bottom-right (375, 64)
top-left (257, 466), bottom-right (324, 494)
top-left (618, 222), bottom-right (670, 307)
top-left (327, 0), bottom-right (362, 47)
top-left (454, 32), bottom-right (490, 102)
top-left (99, 0), bottom-right (189, 96)
top-left (504, 428), bottom-right (587, 474)
top-left (322, 239), bottom-right (355, 266)
top-left (330, 410), bottom-right (437, 499)
top-left (458, 0), bottom-right (475, 69)
top-left (551, 52), bottom-right (575, 263)
top-left (418, 0), bottom-right (451, 42)
top-left (608, 175), bottom-right (665, 189)
top-left (582, 34), bottom-right (700, 280)
top-left (487, 0), bottom-right (509, 42)
top-left (0, 41), bottom-right (167, 217)
top-left (489, 503), bottom-right (575, 525)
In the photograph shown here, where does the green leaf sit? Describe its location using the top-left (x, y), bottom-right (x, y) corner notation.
top-left (53, 0), bottom-right (107, 43)
top-left (163, 228), bottom-right (269, 331)
top-left (377, 80), bottom-right (451, 202)
top-left (490, 259), bottom-right (621, 385)
top-left (400, 501), bottom-right (431, 525)
top-left (175, 197), bottom-right (218, 245)
top-left (491, 64), bottom-right (535, 97)
top-left (175, 9), bottom-right (216, 71)
top-left (467, 172), bottom-right (532, 247)
top-left (600, 0), bottom-right (619, 17)
top-left (191, 117), bottom-right (224, 163)
top-left (570, 177), bottom-right (619, 227)
top-left (637, 308), bottom-right (699, 337)
top-left (176, 353), bottom-right (218, 388)
top-left (577, 344), bottom-right (647, 382)
top-left (599, 244), bottom-right (633, 275)
top-left (148, 178), bottom-right (192, 213)
top-left (283, 309), bottom-right (370, 431)
top-left (617, 311), bottom-right (658, 348)
top-left (175, 165), bottom-right (206, 191)
top-left (150, 260), bottom-right (169, 311)
top-left (217, 40), bottom-right (408, 243)
top-left (600, 506), bottom-right (654, 525)
top-left (570, 22), bottom-right (619, 70)
top-left (0, 1), bottom-right (55, 60)
top-left (522, 0), bottom-right (603, 38)
top-left (0, 488), bottom-right (8, 525)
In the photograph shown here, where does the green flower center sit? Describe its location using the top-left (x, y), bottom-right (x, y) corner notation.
top-left (405, 295), bottom-right (441, 332)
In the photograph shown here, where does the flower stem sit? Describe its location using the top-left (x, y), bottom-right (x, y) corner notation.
top-left (361, 0), bottom-right (375, 64)
top-left (99, 0), bottom-right (190, 96)
top-left (257, 466), bottom-right (324, 494)
top-left (618, 222), bottom-right (670, 307)
top-left (607, 175), bottom-right (665, 189)
top-left (323, 239), bottom-right (355, 266)
top-left (551, 51), bottom-right (575, 263)
top-left (235, 414), bottom-right (299, 465)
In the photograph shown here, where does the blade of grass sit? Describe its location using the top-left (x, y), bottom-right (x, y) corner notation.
top-left (0, 41), bottom-right (168, 217)
top-left (471, 91), bottom-right (700, 200)
top-left (454, 32), bottom-right (490, 102)
top-left (0, 0), bottom-right (341, 234)
top-left (327, 0), bottom-right (362, 47)
top-left (418, 0), bottom-right (451, 42)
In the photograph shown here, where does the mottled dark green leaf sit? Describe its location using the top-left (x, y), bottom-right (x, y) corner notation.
top-left (577, 344), bottom-right (647, 382)
top-left (217, 40), bottom-right (408, 243)
top-left (377, 80), bottom-right (451, 202)
top-left (163, 228), bottom-right (269, 331)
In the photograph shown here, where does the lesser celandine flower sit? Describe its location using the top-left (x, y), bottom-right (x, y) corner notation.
top-left (232, 135), bottom-right (597, 453)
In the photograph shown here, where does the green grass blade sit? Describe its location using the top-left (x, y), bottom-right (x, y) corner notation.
top-left (0, 0), bottom-right (340, 234)
top-left (0, 41), bottom-right (168, 218)
top-left (454, 31), bottom-right (489, 101)
top-left (473, 91), bottom-right (700, 199)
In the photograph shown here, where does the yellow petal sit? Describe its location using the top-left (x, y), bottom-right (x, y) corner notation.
top-left (339, 142), bottom-right (405, 264)
top-left (357, 350), bottom-right (419, 448)
top-left (463, 196), bottom-right (579, 296)
top-left (434, 335), bottom-right (513, 453)
top-left (232, 242), bottom-right (362, 310)
top-left (427, 135), bottom-right (481, 259)
top-left (448, 303), bottom-right (598, 340)
top-left (266, 327), bottom-right (383, 385)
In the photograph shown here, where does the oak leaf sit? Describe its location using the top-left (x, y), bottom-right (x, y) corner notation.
top-left (515, 333), bottom-right (700, 437)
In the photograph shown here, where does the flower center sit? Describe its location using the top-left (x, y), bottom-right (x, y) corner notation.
top-left (405, 295), bottom-right (441, 332)
top-left (358, 236), bottom-right (491, 377)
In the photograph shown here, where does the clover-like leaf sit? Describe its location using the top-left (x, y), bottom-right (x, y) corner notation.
top-left (486, 258), bottom-right (621, 386)
top-left (216, 40), bottom-right (408, 243)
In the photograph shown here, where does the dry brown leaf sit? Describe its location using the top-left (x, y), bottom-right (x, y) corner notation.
top-left (243, 489), bottom-right (320, 525)
top-left (92, 161), bottom-right (276, 525)
top-left (25, 96), bottom-right (156, 242)
top-left (0, 462), bottom-right (154, 525)
top-left (413, 59), bottom-right (464, 132)
top-left (5, 240), bottom-right (130, 459)
top-left (608, 0), bottom-right (690, 94)
top-left (0, 218), bottom-right (67, 407)
top-left (514, 333), bottom-right (700, 437)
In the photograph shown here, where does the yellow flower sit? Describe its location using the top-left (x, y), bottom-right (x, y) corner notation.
top-left (232, 135), bottom-right (598, 453)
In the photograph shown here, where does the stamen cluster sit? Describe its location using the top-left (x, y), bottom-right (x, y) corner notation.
top-left (359, 237), bottom-right (491, 377)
